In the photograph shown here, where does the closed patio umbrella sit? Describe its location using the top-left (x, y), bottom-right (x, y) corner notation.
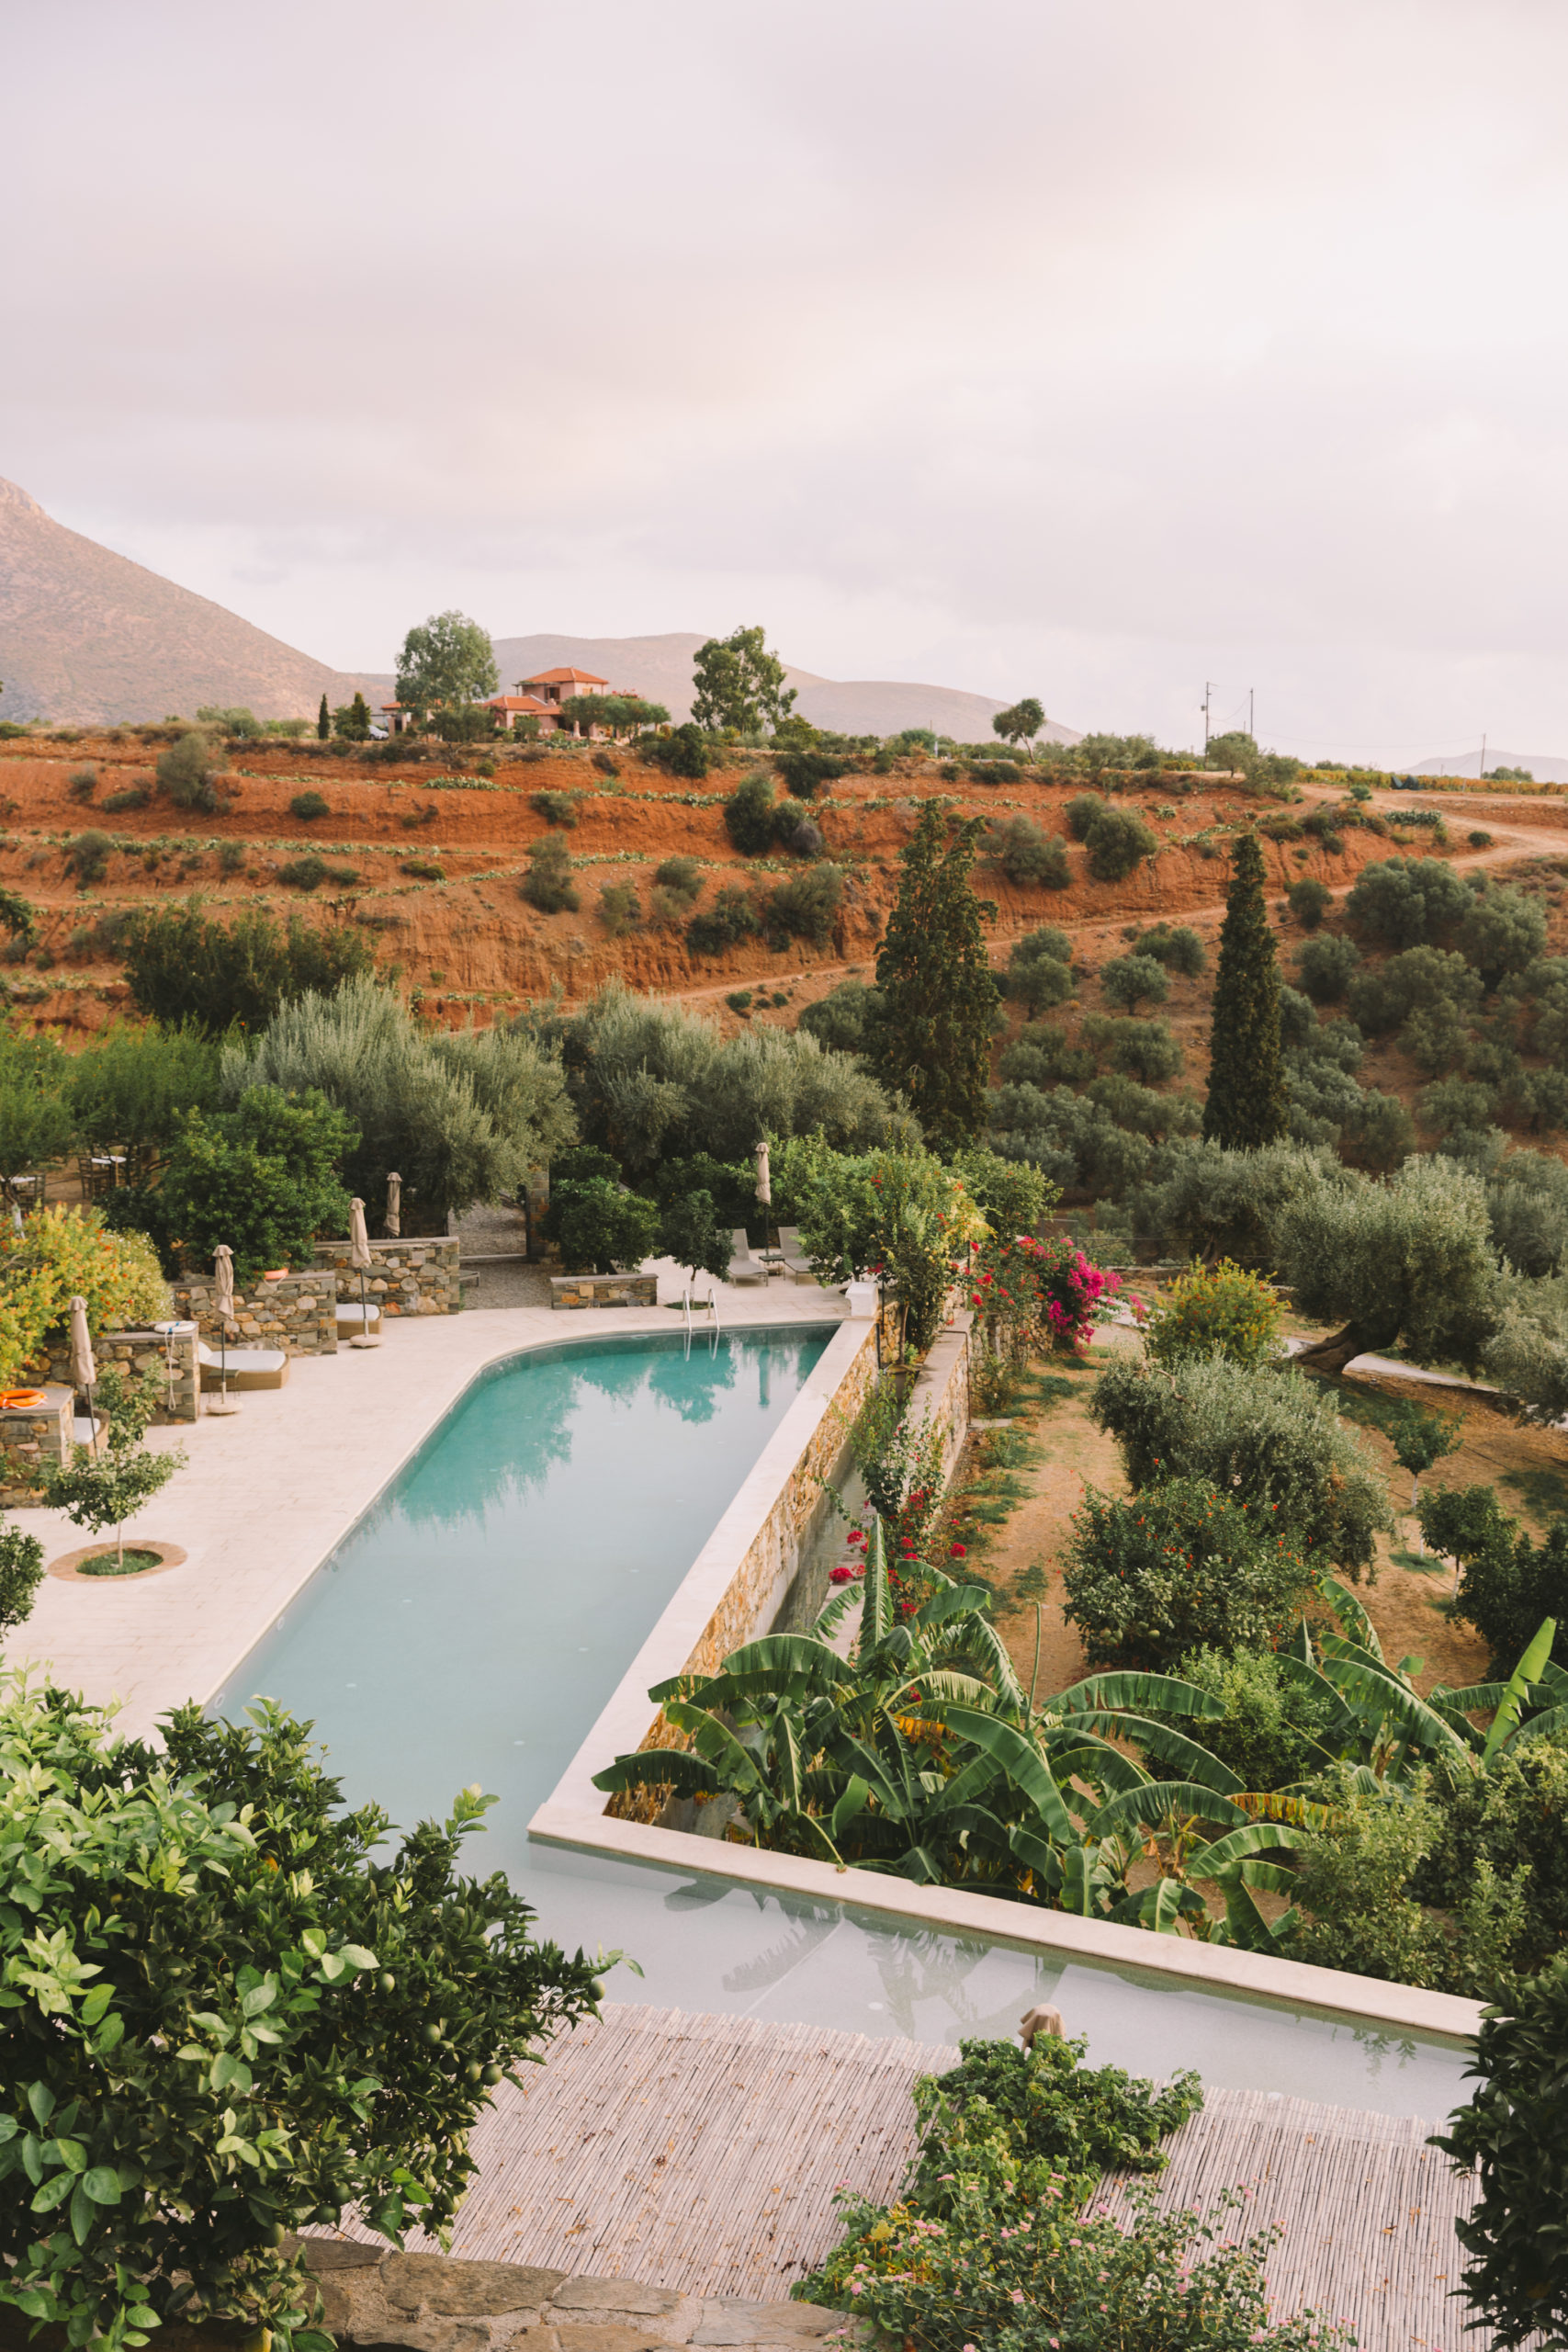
top-left (209, 1245), bottom-right (240, 1416)
top-left (348, 1197), bottom-right (379, 1348)
top-left (386, 1171), bottom-right (401, 1239)
top-left (68, 1295), bottom-right (97, 1452)
top-left (753, 1137), bottom-right (774, 1261)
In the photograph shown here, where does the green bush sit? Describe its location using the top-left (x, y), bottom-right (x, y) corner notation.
top-left (996, 1028), bottom-right (1095, 1088)
top-left (529, 788), bottom-right (581, 827)
top-left (651, 854), bottom-right (703, 904)
top-left (796, 978), bottom-right (886, 1060)
top-left (0, 1678), bottom-right (601, 2352)
top-left (642, 723), bottom-right (711, 778)
top-left (521, 832), bottom-right (580, 913)
top-left (1065, 791), bottom-right (1104, 839)
top-left (66, 1019), bottom-right (220, 1186)
top-left (1459, 883), bottom-right (1548, 990)
top-left (62, 830), bottom-right (112, 888)
top-left (1091, 1352), bottom-right (1390, 1574)
top-left (1084, 803), bottom-right (1159, 882)
top-left (400, 857), bottom-right (446, 881)
top-left (551, 1174), bottom-right (660, 1272)
top-left (764, 864), bottom-right (841, 947)
top-left (276, 855), bottom-right (359, 892)
top-left (686, 885), bottom-right (761, 956)
top-left (1063, 1476), bottom-right (1316, 1670)
top-left (157, 1085), bottom-right (356, 1280)
top-left (156, 728), bottom-right (225, 812)
top-left (771, 805), bottom-right (824, 858)
top-left (1100, 953), bottom-right (1168, 1012)
top-left (289, 790), bottom-right (330, 821)
top-left (986, 815), bottom-right (1069, 889)
top-left (1287, 876), bottom-right (1331, 928)
top-left (1004, 927), bottom-right (1074, 1015)
top-left (597, 882), bottom-right (641, 937)
top-left (723, 771), bottom-right (775, 855)
top-left (67, 763), bottom-right (96, 802)
top-left (120, 902), bottom-right (373, 1035)
top-left (1419, 1483), bottom-right (1568, 1672)
top-left (1422, 1736), bottom-right (1568, 1978)
top-left (1104, 1016), bottom-right (1183, 1082)
top-left (1142, 1258), bottom-right (1283, 1369)
top-left (1153, 1644), bottom-right (1340, 1792)
top-left (1129, 922), bottom-right (1206, 976)
top-left (1346, 854), bottom-right (1471, 948)
top-left (775, 748), bottom-right (846, 799)
top-left (950, 1145), bottom-right (1053, 1236)
top-left (102, 784), bottom-right (152, 813)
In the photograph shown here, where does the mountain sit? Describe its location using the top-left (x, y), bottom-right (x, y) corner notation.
top-left (490, 631), bottom-right (1079, 744)
top-left (1413, 748), bottom-right (1568, 785)
top-left (0, 477), bottom-right (385, 725)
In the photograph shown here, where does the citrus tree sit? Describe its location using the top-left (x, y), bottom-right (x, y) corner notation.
top-left (0, 1680), bottom-right (604, 2352)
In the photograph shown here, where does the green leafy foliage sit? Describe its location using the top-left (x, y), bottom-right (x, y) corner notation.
top-left (0, 1679), bottom-right (602, 2352)
top-left (548, 1174), bottom-right (660, 1273)
top-left (156, 729), bottom-right (225, 813)
top-left (796, 978), bottom-right (886, 1060)
top-left (991, 695), bottom-right (1045, 746)
top-left (691, 625), bottom-right (795, 735)
top-left (1151, 1645), bottom-right (1340, 1792)
top-left (1128, 922), bottom-right (1206, 977)
top-left (394, 609), bottom-right (498, 712)
top-left (0, 1517), bottom-right (44, 1636)
top-left (1420, 1482), bottom-right (1568, 1671)
top-left (1280, 1153), bottom-right (1501, 1376)
top-left (986, 815), bottom-right (1069, 889)
top-left (1142, 1258), bottom-right (1283, 1370)
top-left (873, 804), bottom-right (1000, 1148)
top-left (1100, 953), bottom-right (1168, 1012)
top-left (641, 723), bottom-right (712, 778)
top-left (1003, 926), bottom-right (1075, 1016)
top-left (1294, 932), bottom-right (1360, 1003)
top-left (1063, 1478), bottom-right (1315, 1670)
top-left (1346, 855), bottom-right (1472, 949)
top-left (120, 902), bottom-right (374, 1035)
top-left (520, 833), bottom-right (580, 914)
top-left (1203, 832), bottom-right (1286, 1148)
top-left (1287, 877), bottom-right (1331, 928)
top-left (685, 884), bottom-right (760, 955)
top-left (288, 791), bottom-right (330, 821)
top-left (42, 1365), bottom-right (183, 1569)
top-left (764, 864), bottom-right (842, 947)
top-left (1081, 803), bottom-right (1159, 882)
top-left (65, 1023), bottom-right (220, 1189)
top-left (529, 788), bottom-right (581, 828)
top-left (723, 771), bottom-right (776, 854)
top-left (157, 1087), bottom-right (356, 1282)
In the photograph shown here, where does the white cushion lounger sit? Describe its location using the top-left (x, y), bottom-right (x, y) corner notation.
top-left (335, 1301), bottom-right (383, 1337)
top-left (197, 1340), bottom-right (289, 1392)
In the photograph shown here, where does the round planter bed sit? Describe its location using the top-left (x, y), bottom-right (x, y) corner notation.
top-left (48, 1541), bottom-right (187, 1583)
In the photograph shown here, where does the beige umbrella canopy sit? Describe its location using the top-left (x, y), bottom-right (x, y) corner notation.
top-left (348, 1198), bottom-right (379, 1347)
top-left (386, 1172), bottom-right (401, 1240)
top-left (752, 1138), bottom-right (772, 1207)
top-left (209, 1245), bottom-right (240, 1415)
top-left (67, 1295), bottom-right (96, 1390)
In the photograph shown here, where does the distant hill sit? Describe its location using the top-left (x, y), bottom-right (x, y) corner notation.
top-left (1412, 748), bottom-right (1568, 786)
top-left (491, 631), bottom-right (1078, 744)
top-left (0, 477), bottom-right (384, 725)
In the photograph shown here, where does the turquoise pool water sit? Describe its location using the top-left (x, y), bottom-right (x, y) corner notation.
top-left (215, 1325), bottom-right (1471, 2120)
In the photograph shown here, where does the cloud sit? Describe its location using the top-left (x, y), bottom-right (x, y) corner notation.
top-left (4, 0), bottom-right (1568, 758)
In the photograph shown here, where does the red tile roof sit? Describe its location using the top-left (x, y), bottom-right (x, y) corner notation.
top-left (525, 667), bottom-right (609, 685)
top-left (487, 695), bottom-right (554, 713)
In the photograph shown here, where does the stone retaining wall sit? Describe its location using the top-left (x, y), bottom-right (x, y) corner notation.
top-left (174, 1272), bottom-right (339, 1356)
top-left (0, 1386), bottom-right (72, 1506)
top-left (550, 1272), bottom-right (660, 1310)
top-left (36, 1323), bottom-right (199, 1425)
top-left (314, 1236), bottom-right (461, 1316)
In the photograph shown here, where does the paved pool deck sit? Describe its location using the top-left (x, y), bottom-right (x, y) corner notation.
top-left (11, 1281), bottom-right (846, 1742)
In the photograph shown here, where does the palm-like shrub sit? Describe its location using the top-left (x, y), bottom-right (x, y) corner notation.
top-left (594, 1526), bottom-right (1301, 1934)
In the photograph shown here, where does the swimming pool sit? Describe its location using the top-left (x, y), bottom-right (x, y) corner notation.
top-left (215, 1324), bottom-right (1472, 2118)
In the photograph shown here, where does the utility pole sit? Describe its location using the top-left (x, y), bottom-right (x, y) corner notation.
top-left (1248, 687), bottom-right (1255, 739)
top-left (1201, 682), bottom-right (1217, 756)
top-left (1480, 732), bottom-right (1487, 779)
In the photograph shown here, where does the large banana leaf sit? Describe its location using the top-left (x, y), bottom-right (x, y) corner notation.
top-left (1088, 1780), bottom-right (1245, 1838)
top-left (1229, 1789), bottom-right (1335, 1829)
top-left (664, 1700), bottom-right (770, 1793)
top-left (713, 1634), bottom-right (857, 1689)
top-left (913, 1581), bottom-right (996, 1631)
top-left (1094, 1715), bottom-right (1245, 1795)
top-left (1318, 1576), bottom-right (1382, 1657)
top-left (886, 1668), bottom-right (996, 1713)
top-left (1053, 1669), bottom-right (1224, 1719)
top-left (1236, 1858), bottom-right (1299, 1895)
top-left (1216, 1870), bottom-right (1295, 1952)
top-left (1482, 1616), bottom-right (1558, 1766)
top-left (1043, 1737), bottom-right (1149, 1797)
top-left (1007, 1822), bottom-right (1066, 1893)
top-left (939, 1705), bottom-right (1076, 1840)
top-left (1510, 1702), bottom-right (1568, 1751)
top-left (591, 1747), bottom-right (715, 1797)
top-left (1186, 1820), bottom-right (1307, 1876)
top-left (1109, 1877), bottom-right (1206, 1935)
top-left (1318, 1657), bottom-right (1475, 1767)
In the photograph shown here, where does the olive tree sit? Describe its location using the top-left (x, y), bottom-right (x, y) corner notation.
top-left (1275, 1153), bottom-right (1501, 1375)
top-left (0, 1682), bottom-right (602, 2352)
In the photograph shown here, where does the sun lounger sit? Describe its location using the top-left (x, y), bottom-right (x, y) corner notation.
top-left (73, 1415), bottom-right (102, 1449)
top-left (728, 1228), bottom-right (769, 1286)
top-left (776, 1225), bottom-right (818, 1284)
top-left (197, 1341), bottom-right (289, 1393)
top-left (335, 1301), bottom-right (383, 1339)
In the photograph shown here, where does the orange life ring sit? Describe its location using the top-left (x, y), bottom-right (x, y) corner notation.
top-left (0, 1389), bottom-right (47, 1410)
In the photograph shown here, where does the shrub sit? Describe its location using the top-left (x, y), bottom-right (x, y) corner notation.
top-left (1292, 932), bottom-right (1359, 1003)
top-left (217, 839), bottom-right (246, 876)
top-left (1278, 1153), bottom-right (1501, 1377)
top-left (686, 885), bottom-right (761, 956)
top-left (1063, 1476), bottom-right (1316, 1670)
top-left (276, 854), bottom-right (361, 892)
top-left (0, 1679), bottom-right (602, 2352)
top-left (597, 881), bottom-right (641, 936)
top-left (1469, 828), bottom-right (1495, 848)
top-left (62, 830), bottom-right (112, 888)
top-left (950, 1145), bottom-right (1054, 1237)
top-left (1459, 883), bottom-right (1548, 990)
top-left (642, 722), bottom-right (711, 778)
top-left (521, 832), bottom-right (580, 913)
top-left (725, 989), bottom-right (752, 1012)
top-left (797, 978), bottom-right (886, 1060)
top-left (156, 727), bottom-right (224, 811)
top-left (1091, 1352), bottom-right (1390, 1574)
top-left (66, 763), bottom-right (96, 801)
top-left (592, 749), bottom-right (619, 776)
top-left (1004, 926), bottom-right (1075, 1015)
top-left (1346, 854), bottom-right (1472, 948)
top-left (1348, 942), bottom-right (1482, 1039)
top-left (550, 1173), bottom-right (660, 1272)
top-left (1104, 1016), bottom-right (1183, 1081)
top-left (723, 771), bottom-right (775, 855)
top-left (65, 1019), bottom-right (220, 1185)
top-left (651, 854), bottom-right (703, 904)
top-left (1284, 1764), bottom-right (1452, 1986)
top-left (1419, 1483), bottom-right (1568, 1672)
top-left (771, 806), bottom-right (824, 857)
top-left (289, 789), bottom-right (330, 821)
top-left (996, 1027), bottom-right (1095, 1088)
top-left (1486, 1151), bottom-right (1568, 1275)
top-left (0, 1204), bottom-right (167, 1385)
top-left (102, 782), bottom-right (152, 812)
top-left (1142, 1258), bottom-right (1283, 1369)
top-left (1422, 1736), bottom-right (1568, 1978)
top-left (1082, 803), bottom-right (1158, 883)
top-left (157, 1085), bottom-right (356, 1280)
top-left (986, 814), bottom-right (1069, 888)
top-left (400, 857), bottom-right (446, 881)
top-left (1153, 1644), bottom-right (1340, 1792)
top-left (1288, 876), bottom-right (1331, 928)
top-left (1065, 791), bottom-right (1104, 839)
top-left (1100, 953), bottom-right (1168, 1012)
top-left (42, 1363), bottom-right (181, 1570)
top-left (775, 748), bottom-right (846, 799)
top-left (530, 788), bottom-right (581, 827)
top-left (764, 863), bottom-right (842, 947)
top-left (121, 902), bottom-right (373, 1035)
top-left (1437, 1955), bottom-right (1568, 2349)
top-left (1131, 922), bottom-right (1206, 976)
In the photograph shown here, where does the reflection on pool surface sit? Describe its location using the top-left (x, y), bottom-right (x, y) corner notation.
top-left (214, 1324), bottom-right (1471, 2118)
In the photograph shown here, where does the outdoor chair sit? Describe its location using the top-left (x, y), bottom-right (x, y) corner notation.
top-left (728, 1228), bottom-right (769, 1286)
top-left (776, 1225), bottom-right (817, 1284)
top-left (334, 1300), bottom-right (383, 1340)
top-left (197, 1340), bottom-right (289, 1393)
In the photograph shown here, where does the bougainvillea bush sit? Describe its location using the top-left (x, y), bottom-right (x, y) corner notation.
top-left (1033, 1235), bottom-right (1122, 1350)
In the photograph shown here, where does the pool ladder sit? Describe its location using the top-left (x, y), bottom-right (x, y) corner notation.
top-left (682, 1284), bottom-right (720, 1354)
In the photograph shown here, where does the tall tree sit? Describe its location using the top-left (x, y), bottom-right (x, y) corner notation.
top-left (1202, 831), bottom-right (1286, 1149)
top-left (873, 804), bottom-right (999, 1149)
top-left (395, 610), bottom-right (499, 715)
top-left (316, 691), bottom-right (330, 741)
top-left (691, 625), bottom-right (796, 734)
top-left (992, 695), bottom-right (1045, 747)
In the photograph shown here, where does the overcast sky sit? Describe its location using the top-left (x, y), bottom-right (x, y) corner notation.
top-left (6, 0), bottom-right (1567, 761)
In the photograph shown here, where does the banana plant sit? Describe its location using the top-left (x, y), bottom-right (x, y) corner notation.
top-left (593, 1521), bottom-right (1308, 1930)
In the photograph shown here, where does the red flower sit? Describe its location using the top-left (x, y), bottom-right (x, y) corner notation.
top-left (950, 1543), bottom-right (967, 1557)
top-left (829, 1566), bottom-right (854, 1584)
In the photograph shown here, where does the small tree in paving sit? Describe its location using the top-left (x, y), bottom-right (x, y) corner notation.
top-left (660, 1188), bottom-right (730, 1295)
top-left (873, 803), bottom-right (1000, 1149)
top-left (42, 1366), bottom-right (182, 1574)
top-left (0, 1681), bottom-right (604, 2352)
top-left (1203, 831), bottom-right (1286, 1148)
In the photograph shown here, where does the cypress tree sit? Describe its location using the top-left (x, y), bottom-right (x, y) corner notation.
top-left (316, 692), bottom-right (330, 741)
top-left (1202, 830), bottom-right (1287, 1148)
top-left (874, 803), bottom-right (999, 1149)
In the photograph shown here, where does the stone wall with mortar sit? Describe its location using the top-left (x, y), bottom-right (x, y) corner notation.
top-left (550, 1272), bottom-right (659, 1310)
top-left (174, 1272), bottom-right (338, 1356)
top-left (37, 1323), bottom-right (199, 1425)
top-left (314, 1236), bottom-right (461, 1316)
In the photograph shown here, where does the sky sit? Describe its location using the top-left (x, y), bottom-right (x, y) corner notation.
top-left (6, 0), bottom-right (1568, 763)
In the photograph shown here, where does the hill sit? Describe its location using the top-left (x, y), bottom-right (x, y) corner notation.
top-left (1414, 747), bottom-right (1568, 785)
top-left (0, 477), bottom-right (385, 726)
